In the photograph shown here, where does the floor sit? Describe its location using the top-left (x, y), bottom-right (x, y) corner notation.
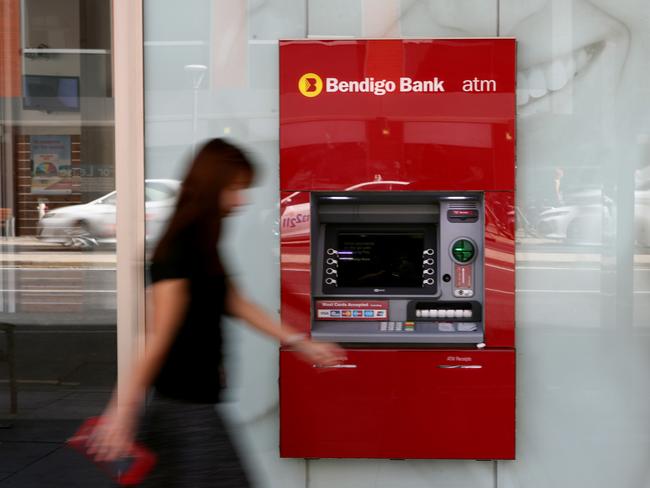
top-left (0, 417), bottom-right (112, 487)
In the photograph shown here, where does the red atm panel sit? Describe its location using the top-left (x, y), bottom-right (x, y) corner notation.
top-left (279, 39), bottom-right (516, 460)
top-left (484, 191), bottom-right (516, 347)
top-left (280, 191), bottom-right (312, 336)
top-left (280, 349), bottom-right (515, 459)
top-left (280, 39), bottom-right (516, 192)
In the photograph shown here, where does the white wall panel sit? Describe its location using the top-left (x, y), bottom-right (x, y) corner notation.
top-left (142, 1), bottom-right (650, 487)
top-left (500, 1), bottom-right (650, 487)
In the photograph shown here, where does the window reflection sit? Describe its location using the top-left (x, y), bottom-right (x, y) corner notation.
top-left (1, 1), bottom-right (115, 483)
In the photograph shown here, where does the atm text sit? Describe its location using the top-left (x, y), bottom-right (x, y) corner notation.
top-left (323, 77), bottom-right (497, 96)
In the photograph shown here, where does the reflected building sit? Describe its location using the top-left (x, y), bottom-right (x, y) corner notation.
top-left (0, 5), bottom-right (116, 485)
top-left (1, 1), bottom-right (114, 238)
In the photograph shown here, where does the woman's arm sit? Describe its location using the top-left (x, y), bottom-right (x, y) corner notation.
top-left (89, 278), bottom-right (189, 461)
top-left (226, 283), bottom-right (346, 366)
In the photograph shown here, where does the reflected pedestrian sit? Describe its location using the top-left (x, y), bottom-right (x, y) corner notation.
top-left (89, 139), bottom-right (345, 486)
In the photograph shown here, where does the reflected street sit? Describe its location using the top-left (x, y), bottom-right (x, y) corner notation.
top-left (0, 237), bottom-right (116, 425)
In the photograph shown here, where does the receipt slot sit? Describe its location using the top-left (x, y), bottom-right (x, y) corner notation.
top-left (279, 39), bottom-right (516, 460)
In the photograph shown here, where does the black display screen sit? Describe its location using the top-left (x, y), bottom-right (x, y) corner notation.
top-left (23, 75), bottom-right (80, 112)
top-left (336, 232), bottom-right (424, 288)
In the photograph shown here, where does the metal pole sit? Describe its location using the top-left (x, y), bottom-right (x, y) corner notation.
top-left (184, 64), bottom-right (207, 156)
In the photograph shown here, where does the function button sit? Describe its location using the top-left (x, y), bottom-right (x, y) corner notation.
top-left (421, 309), bottom-right (430, 318)
top-left (388, 322), bottom-right (396, 331)
top-left (415, 310), bottom-right (422, 318)
top-left (458, 323), bottom-right (478, 332)
top-left (380, 322), bottom-right (388, 331)
top-left (429, 309), bottom-right (439, 318)
top-left (454, 310), bottom-right (464, 318)
top-left (395, 322), bottom-right (403, 331)
top-left (438, 323), bottom-right (455, 332)
top-left (462, 310), bottom-right (472, 318)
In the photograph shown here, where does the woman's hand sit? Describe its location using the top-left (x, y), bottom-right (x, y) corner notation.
top-left (87, 405), bottom-right (137, 462)
top-left (86, 279), bottom-right (188, 462)
top-left (294, 339), bottom-right (347, 367)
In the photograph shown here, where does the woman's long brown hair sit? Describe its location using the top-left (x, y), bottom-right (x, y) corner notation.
top-left (152, 138), bottom-right (254, 273)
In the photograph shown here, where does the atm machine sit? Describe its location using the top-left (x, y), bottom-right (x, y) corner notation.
top-left (279, 39), bottom-right (516, 460)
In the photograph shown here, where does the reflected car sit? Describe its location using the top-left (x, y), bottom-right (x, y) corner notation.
top-left (279, 180), bottom-right (411, 238)
top-left (536, 182), bottom-right (650, 246)
top-left (37, 179), bottom-right (181, 248)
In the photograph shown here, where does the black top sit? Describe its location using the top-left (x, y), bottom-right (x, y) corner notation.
top-left (150, 224), bottom-right (226, 403)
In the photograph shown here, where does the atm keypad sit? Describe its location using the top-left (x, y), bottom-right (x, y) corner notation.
top-left (436, 322), bottom-right (478, 332)
top-left (379, 321), bottom-right (478, 333)
top-left (458, 323), bottom-right (478, 332)
top-left (379, 321), bottom-right (415, 332)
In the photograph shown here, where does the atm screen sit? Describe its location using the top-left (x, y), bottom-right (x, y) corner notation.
top-left (337, 232), bottom-right (424, 288)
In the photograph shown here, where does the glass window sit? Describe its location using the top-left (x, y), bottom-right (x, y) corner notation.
top-left (139, 1), bottom-right (650, 487)
top-left (145, 181), bottom-right (178, 202)
top-left (100, 192), bottom-right (117, 206)
top-left (1, 1), bottom-right (115, 484)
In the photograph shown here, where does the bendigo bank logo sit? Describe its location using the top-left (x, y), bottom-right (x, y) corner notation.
top-left (297, 73), bottom-right (453, 98)
top-left (298, 73), bottom-right (323, 97)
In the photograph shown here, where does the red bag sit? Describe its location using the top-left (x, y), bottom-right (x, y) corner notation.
top-left (66, 417), bottom-right (157, 486)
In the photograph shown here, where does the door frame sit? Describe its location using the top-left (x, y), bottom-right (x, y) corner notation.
top-left (112, 0), bottom-right (146, 394)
